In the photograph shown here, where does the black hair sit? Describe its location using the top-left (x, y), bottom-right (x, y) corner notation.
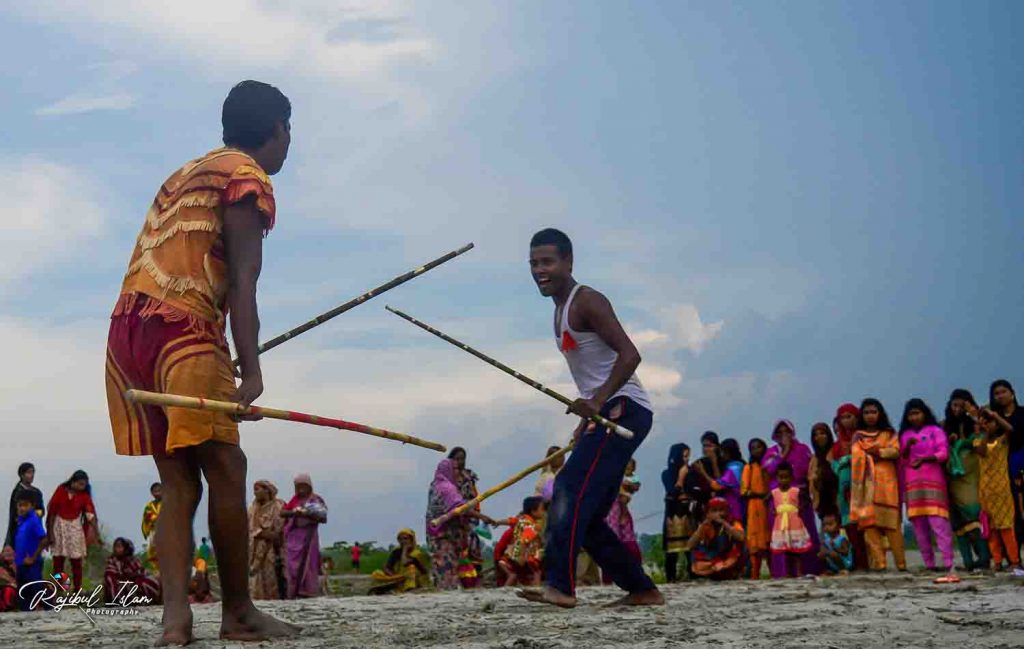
top-left (63, 469), bottom-right (91, 496)
top-left (899, 398), bottom-right (939, 433)
top-left (15, 493), bottom-right (35, 505)
top-left (113, 537), bottom-right (136, 557)
top-left (448, 447), bottom-right (466, 460)
top-left (776, 461), bottom-right (794, 476)
top-left (545, 445), bottom-right (561, 456)
top-left (944, 389), bottom-right (978, 438)
top-left (747, 437), bottom-right (767, 464)
top-left (989, 379), bottom-right (1018, 412)
top-left (810, 422), bottom-right (834, 459)
top-left (721, 438), bottom-right (745, 465)
top-left (522, 496), bottom-right (546, 515)
top-left (700, 431), bottom-right (720, 446)
top-left (857, 398), bottom-right (894, 432)
top-left (530, 228), bottom-right (573, 259)
top-left (150, 482), bottom-right (161, 492)
top-left (17, 462), bottom-right (34, 478)
top-left (222, 80), bottom-right (291, 149)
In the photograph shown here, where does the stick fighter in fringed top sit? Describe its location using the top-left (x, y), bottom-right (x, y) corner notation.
top-left (104, 81), bottom-right (299, 645)
top-left (518, 228), bottom-right (665, 608)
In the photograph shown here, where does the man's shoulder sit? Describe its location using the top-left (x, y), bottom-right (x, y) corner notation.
top-left (165, 148), bottom-right (268, 190)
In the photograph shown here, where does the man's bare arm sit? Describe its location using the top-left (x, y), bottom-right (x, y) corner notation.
top-left (223, 196), bottom-right (265, 408)
top-left (577, 289), bottom-right (641, 411)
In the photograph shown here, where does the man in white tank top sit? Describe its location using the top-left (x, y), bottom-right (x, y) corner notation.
top-left (518, 228), bottom-right (664, 608)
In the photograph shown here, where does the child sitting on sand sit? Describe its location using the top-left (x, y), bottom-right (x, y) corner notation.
top-left (499, 497), bottom-right (546, 587)
top-left (819, 513), bottom-right (853, 575)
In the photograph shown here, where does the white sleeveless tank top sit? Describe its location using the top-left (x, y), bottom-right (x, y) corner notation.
top-left (555, 284), bottom-right (652, 411)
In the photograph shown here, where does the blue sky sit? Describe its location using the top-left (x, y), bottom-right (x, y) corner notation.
top-left (1, 1), bottom-right (1021, 547)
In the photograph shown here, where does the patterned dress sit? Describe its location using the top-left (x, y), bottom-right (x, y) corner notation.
top-left (770, 487), bottom-right (813, 554)
top-left (976, 436), bottom-right (1016, 530)
top-left (248, 485), bottom-right (285, 600)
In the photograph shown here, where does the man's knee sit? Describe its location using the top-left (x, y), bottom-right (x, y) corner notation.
top-left (196, 441), bottom-right (247, 487)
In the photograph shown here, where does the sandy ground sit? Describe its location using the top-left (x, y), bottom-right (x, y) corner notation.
top-left (1, 573), bottom-right (1022, 649)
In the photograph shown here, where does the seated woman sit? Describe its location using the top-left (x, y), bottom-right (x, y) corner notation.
top-left (0, 547), bottom-right (17, 612)
top-left (188, 560), bottom-right (217, 604)
top-left (104, 538), bottom-right (160, 605)
top-left (369, 529), bottom-right (430, 595)
top-left (684, 497), bottom-right (746, 580)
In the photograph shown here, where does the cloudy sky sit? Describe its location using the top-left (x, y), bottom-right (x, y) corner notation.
top-left (1, 2), bottom-right (1021, 547)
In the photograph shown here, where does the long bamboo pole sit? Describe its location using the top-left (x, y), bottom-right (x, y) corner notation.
top-left (233, 242), bottom-right (474, 367)
top-left (385, 306), bottom-right (635, 440)
top-left (124, 389), bottom-right (446, 453)
top-left (431, 444), bottom-right (575, 528)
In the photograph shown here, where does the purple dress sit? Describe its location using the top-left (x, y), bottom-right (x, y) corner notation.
top-left (283, 494), bottom-right (327, 598)
top-left (761, 421), bottom-right (821, 576)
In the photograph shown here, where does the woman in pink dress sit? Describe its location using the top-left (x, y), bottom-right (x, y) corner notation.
top-left (281, 474), bottom-right (328, 598)
top-left (899, 398), bottom-right (957, 580)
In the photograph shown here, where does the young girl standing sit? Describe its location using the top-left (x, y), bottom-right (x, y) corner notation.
top-left (46, 470), bottom-right (97, 592)
top-left (850, 399), bottom-right (906, 571)
top-left (741, 438), bottom-right (770, 579)
top-left (899, 398), bottom-right (957, 581)
top-left (943, 389), bottom-right (991, 571)
top-left (975, 409), bottom-right (1024, 575)
top-left (769, 463), bottom-right (813, 577)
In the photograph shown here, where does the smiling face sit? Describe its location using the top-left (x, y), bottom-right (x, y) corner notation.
top-left (529, 244), bottom-right (573, 298)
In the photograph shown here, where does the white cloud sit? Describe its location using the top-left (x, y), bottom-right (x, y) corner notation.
top-left (36, 93), bottom-right (136, 116)
top-left (0, 158), bottom-right (107, 286)
top-left (631, 303), bottom-right (724, 357)
top-left (15, 2), bottom-right (435, 86)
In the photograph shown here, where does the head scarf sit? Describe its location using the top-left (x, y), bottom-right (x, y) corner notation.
top-left (426, 459), bottom-right (466, 535)
top-left (293, 473), bottom-right (312, 489)
top-left (397, 528), bottom-right (418, 545)
top-left (254, 479), bottom-right (279, 499)
top-left (771, 420), bottom-right (796, 442)
top-left (284, 474), bottom-right (321, 512)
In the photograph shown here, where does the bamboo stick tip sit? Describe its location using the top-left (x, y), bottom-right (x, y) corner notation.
top-left (384, 305), bottom-right (396, 313)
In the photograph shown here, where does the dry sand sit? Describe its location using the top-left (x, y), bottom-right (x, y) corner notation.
top-left (1, 573), bottom-right (1021, 649)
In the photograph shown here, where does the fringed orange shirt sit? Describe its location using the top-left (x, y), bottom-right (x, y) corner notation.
top-left (116, 148), bottom-right (275, 338)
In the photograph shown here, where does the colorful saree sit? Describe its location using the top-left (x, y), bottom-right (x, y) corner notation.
top-left (283, 478), bottom-right (327, 599)
top-left (850, 429), bottom-right (901, 531)
top-left (248, 480), bottom-right (285, 600)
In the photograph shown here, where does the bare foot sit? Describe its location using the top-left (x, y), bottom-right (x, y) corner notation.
top-left (155, 609), bottom-right (193, 647)
top-left (516, 586), bottom-right (577, 609)
top-left (607, 589), bottom-right (666, 607)
top-left (220, 605), bottom-right (301, 641)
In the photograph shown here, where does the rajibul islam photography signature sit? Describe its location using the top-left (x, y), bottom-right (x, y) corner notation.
top-left (20, 574), bottom-right (155, 625)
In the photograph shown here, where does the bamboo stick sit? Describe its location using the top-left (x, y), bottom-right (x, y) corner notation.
top-left (233, 242), bottom-right (474, 367)
top-left (431, 443), bottom-right (575, 528)
top-left (124, 389), bottom-right (446, 453)
top-left (385, 305), bottom-right (635, 440)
